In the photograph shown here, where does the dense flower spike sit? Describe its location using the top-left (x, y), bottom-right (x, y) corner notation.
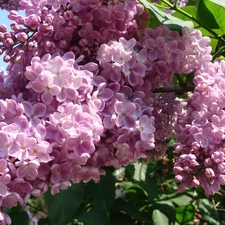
top-left (0, 0), bottom-right (223, 223)
top-left (0, 0), bottom-right (19, 10)
top-left (174, 60), bottom-right (225, 196)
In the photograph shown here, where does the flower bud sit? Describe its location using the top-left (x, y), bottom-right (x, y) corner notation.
top-left (17, 32), bottom-right (28, 42)
top-left (0, 25), bottom-right (7, 32)
top-left (3, 38), bottom-right (14, 47)
top-left (204, 168), bottom-right (215, 178)
top-left (10, 23), bottom-right (21, 32)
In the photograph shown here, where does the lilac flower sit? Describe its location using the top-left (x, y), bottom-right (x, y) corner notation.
top-left (62, 109), bottom-right (93, 138)
top-left (8, 133), bottom-right (36, 161)
top-left (192, 107), bottom-right (209, 126)
top-left (0, 210), bottom-right (11, 225)
top-left (136, 115), bottom-right (155, 141)
top-left (31, 75), bottom-right (60, 105)
top-left (0, 131), bottom-right (11, 156)
top-left (16, 160), bottom-right (40, 180)
top-left (145, 36), bottom-right (165, 61)
top-left (67, 133), bottom-right (95, 157)
top-left (123, 56), bottom-right (146, 86)
top-left (2, 192), bottom-right (22, 209)
top-left (194, 127), bottom-right (212, 148)
top-left (0, 159), bottom-right (8, 176)
top-left (78, 22), bottom-right (100, 46)
top-left (29, 140), bottom-right (52, 163)
top-left (22, 101), bottom-right (46, 126)
top-left (0, 174), bottom-right (10, 197)
top-left (114, 102), bottom-right (136, 127)
top-left (50, 162), bottom-right (72, 184)
top-left (44, 55), bottom-right (72, 87)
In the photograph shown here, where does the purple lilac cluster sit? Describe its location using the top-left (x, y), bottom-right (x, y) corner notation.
top-left (0, 0), bottom-right (149, 73)
top-left (0, 0), bottom-right (19, 10)
top-left (0, 0), bottom-right (220, 224)
top-left (174, 58), bottom-right (225, 196)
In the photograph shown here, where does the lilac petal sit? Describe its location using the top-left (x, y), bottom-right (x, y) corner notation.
top-left (32, 81), bottom-right (46, 93)
top-left (155, 36), bottom-right (165, 48)
top-left (145, 38), bottom-right (155, 49)
top-left (119, 37), bottom-right (136, 52)
top-left (0, 183), bottom-right (7, 196)
top-left (128, 73), bottom-right (139, 86)
top-left (137, 49), bottom-right (147, 62)
top-left (37, 152), bottom-right (51, 163)
top-left (51, 171), bottom-right (61, 184)
top-left (132, 63), bottom-right (146, 77)
top-left (22, 101), bottom-right (32, 115)
top-left (114, 102), bottom-right (124, 114)
top-left (98, 88), bottom-right (114, 101)
top-left (140, 115), bottom-right (149, 125)
top-left (32, 103), bottom-right (46, 117)
top-left (0, 131), bottom-right (8, 151)
top-left (50, 56), bottom-right (64, 69)
top-left (140, 131), bottom-right (149, 140)
top-left (41, 91), bottom-right (53, 105)
top-left (49, 85), bottom-right (60, 95)
top-left (123, 115), bottom-right (135, 127)
top-left (124, 103), bottom-right (136, 115)
top-left (62, 51), bottom-right (75, 61)
top-left (17, 166), bottom-right (27, 178)
top-left (15, 115), bottom-right (29, 130)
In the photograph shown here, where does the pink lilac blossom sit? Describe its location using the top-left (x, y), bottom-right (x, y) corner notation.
top-left (174, 59), bottom-right (225, 196)
top-left (0, 0), bottom-right (221, 224)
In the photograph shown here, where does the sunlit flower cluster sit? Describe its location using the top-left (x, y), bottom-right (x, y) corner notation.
top-left (0, 0), bottom-right (221, 224)
top-left (174, 59), bottom-right (225, 196)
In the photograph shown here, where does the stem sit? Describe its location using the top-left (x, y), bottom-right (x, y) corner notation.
top-left (161, 0), bottom-right (219, 38)
top-left (174, 0), bottom-right (178, 7)
top-left (26, 202), bottom-right (48, 214)
top-left (176, 74), bottom-right (185, 87)
top-left (212, 46), bottom-right (225, 61)
top-left (153, 85), bottom-right (195, 93)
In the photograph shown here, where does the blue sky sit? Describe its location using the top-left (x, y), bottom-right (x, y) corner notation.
top-left (0, 9), bottom-right (25, 69)
top-left (0, 10), bottom-right (13, 69)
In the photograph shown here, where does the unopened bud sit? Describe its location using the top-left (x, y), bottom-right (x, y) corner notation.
top-left (4, 38), bottom-right (14, 47)
top-left (17, 32), bottom-right (28, 42)
top-left (10, 23), bottom-right (21, 32)
top-left (0, 25), bottom-right (7, 32)
top-left (3, 55), bottom-right (11, 63)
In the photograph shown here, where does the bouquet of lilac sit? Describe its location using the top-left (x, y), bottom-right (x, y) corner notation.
top-left (0, 0), bottom-right (224, 224)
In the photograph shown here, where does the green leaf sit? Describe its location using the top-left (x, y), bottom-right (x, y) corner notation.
top-left (118, 181), bottom-right (133, 190)
top-left (152, 209), bottom-right (169, 225)
top-left (210, 0), bottom-right (225, 8)
top-left (199, 199), bottom-right (220, 225)
top-left (145, 163), bottom-right (159, 202)
top-left (75, 209), bottom-right (110, 225)
top-left (139, 0), bottom-right (194, 31)
top-left (160, 190), bottom-right (195, 207)
top-left (9, 211), bottom-right (29, 225)
top-left (110, 213), bottom-right (137, 225)
top-left (84, 169), bottom-right (116, 212)
top-left (175, 204), bottom-right (195, 224)
top-left (111, 198), bottom-right (152, 224)
top-left (153, 203), bottom-right (176, 224)
top-left (196, 0), bottom-right (225, 33)
top-left (132, 161), bottom-right (159, 202)
top-left (125, 184), bottom-right (148, 204)
top-left (196, 0), bottom-right (220, 29)
top-left (38, 218), bottom-right (50, 225)
top-left (44, 183), bottom-right (84, 225)
top-left (133, 161), bottom-right (148, 182)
